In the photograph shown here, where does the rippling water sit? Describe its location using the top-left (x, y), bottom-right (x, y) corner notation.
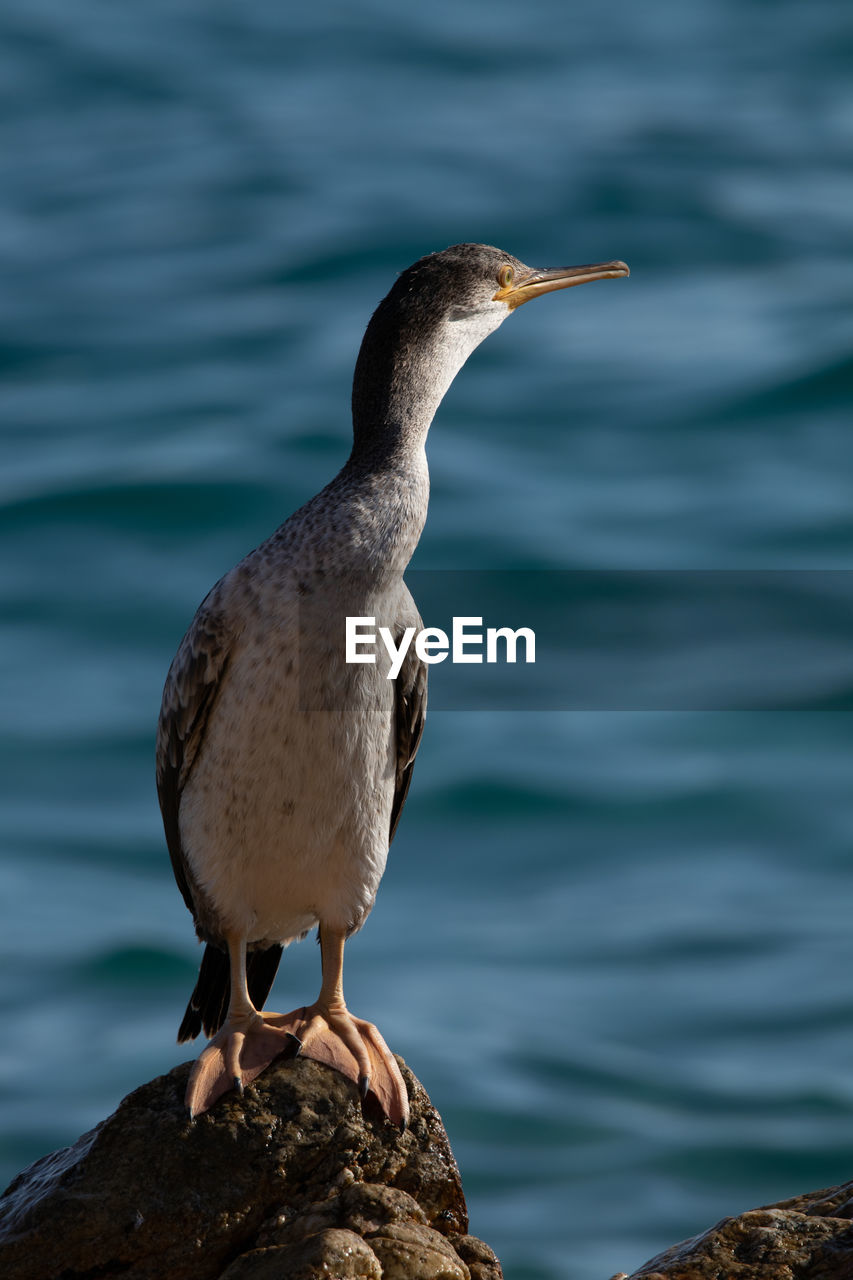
top-left (2, 3), bottom-right (853, 1277)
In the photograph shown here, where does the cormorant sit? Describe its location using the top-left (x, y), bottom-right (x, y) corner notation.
top-left (156, 243), bottom-right (629, 1126)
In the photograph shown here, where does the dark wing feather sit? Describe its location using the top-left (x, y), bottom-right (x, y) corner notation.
top-left (178, 940), bottom-right (283, 1042)
top-left (157, 601), bottom-right (285, 1040)
top-left (389, 629), bottom-right (428, 843)
top-left (155, 605), bottom-right (232, 919)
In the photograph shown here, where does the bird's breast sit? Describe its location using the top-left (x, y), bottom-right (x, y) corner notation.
top-left (178, 578), bottom-right (402, 944)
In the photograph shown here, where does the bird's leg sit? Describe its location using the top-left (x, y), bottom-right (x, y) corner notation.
top-left (184, 935), bottom-right (299, 1117)
top-left (265, 927), bottom-right (409, 1129)
top-left (184, 930), bottom-right (407, 1127)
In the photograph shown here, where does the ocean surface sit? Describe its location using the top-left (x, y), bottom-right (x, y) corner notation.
top-left (2, 2), bottom-right (853, 1277)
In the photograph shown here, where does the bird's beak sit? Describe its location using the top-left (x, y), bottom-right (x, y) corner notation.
top-left (493, 260), bottom-right (630, 310)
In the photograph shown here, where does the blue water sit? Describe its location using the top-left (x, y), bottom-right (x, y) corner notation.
top-left (2, 2), bottom-right (853, 1277)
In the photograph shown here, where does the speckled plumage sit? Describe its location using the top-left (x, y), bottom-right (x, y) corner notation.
top-left (159, 515), bottom-right (425, 946)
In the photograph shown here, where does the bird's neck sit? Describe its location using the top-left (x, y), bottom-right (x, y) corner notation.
top-left (349, 344), bottom-right (447, 470)
top-left (349, 301), bottom-right (505, 467)
top-left (330, 445), bottom-right (429, 573)
top-left (335, 293), bottom-right (507, 571)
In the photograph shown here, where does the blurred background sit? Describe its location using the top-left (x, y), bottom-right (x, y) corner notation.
top-left (1, 2), bottom-right (853, 1277)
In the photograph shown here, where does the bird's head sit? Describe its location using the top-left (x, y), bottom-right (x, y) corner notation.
top-left (352, 243), bottom-right (629, 453)
top-left (383, 241), bottom-right (628, 335)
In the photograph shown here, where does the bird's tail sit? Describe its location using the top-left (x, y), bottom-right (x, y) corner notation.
top-left (177, 942), bottom-right (284, 1042)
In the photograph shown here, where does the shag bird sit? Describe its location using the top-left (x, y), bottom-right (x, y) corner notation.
top-left (156, 243), bottom-right (629, 1127)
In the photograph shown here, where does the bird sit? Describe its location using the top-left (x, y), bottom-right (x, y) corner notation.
top-left (156, 243), bottom-right (629, 1128)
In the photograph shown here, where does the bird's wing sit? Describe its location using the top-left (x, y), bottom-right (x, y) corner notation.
top-left (155, 602), bottom-right (232, 918)
top-left (389, 618), bottom-right (428, 844)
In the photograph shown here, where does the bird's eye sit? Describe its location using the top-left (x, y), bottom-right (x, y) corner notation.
top-left (498, 265), bottom-right (514, 289)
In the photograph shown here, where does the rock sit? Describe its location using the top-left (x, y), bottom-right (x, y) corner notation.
top-left (368, 1222), bottom-right (470, 1279)
top-left (218, 1230), bottom-right (383, 1280)
top-left (0, 1055), bottom-right (502, 1280)
top-left (622, 1179), bottom-right (853, 1278)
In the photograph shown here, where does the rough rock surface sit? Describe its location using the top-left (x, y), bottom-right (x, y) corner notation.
top-left (611, 1178), bottom-right (853, 1279)
top-left (0, 1055), bottom-right (502, 1280)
